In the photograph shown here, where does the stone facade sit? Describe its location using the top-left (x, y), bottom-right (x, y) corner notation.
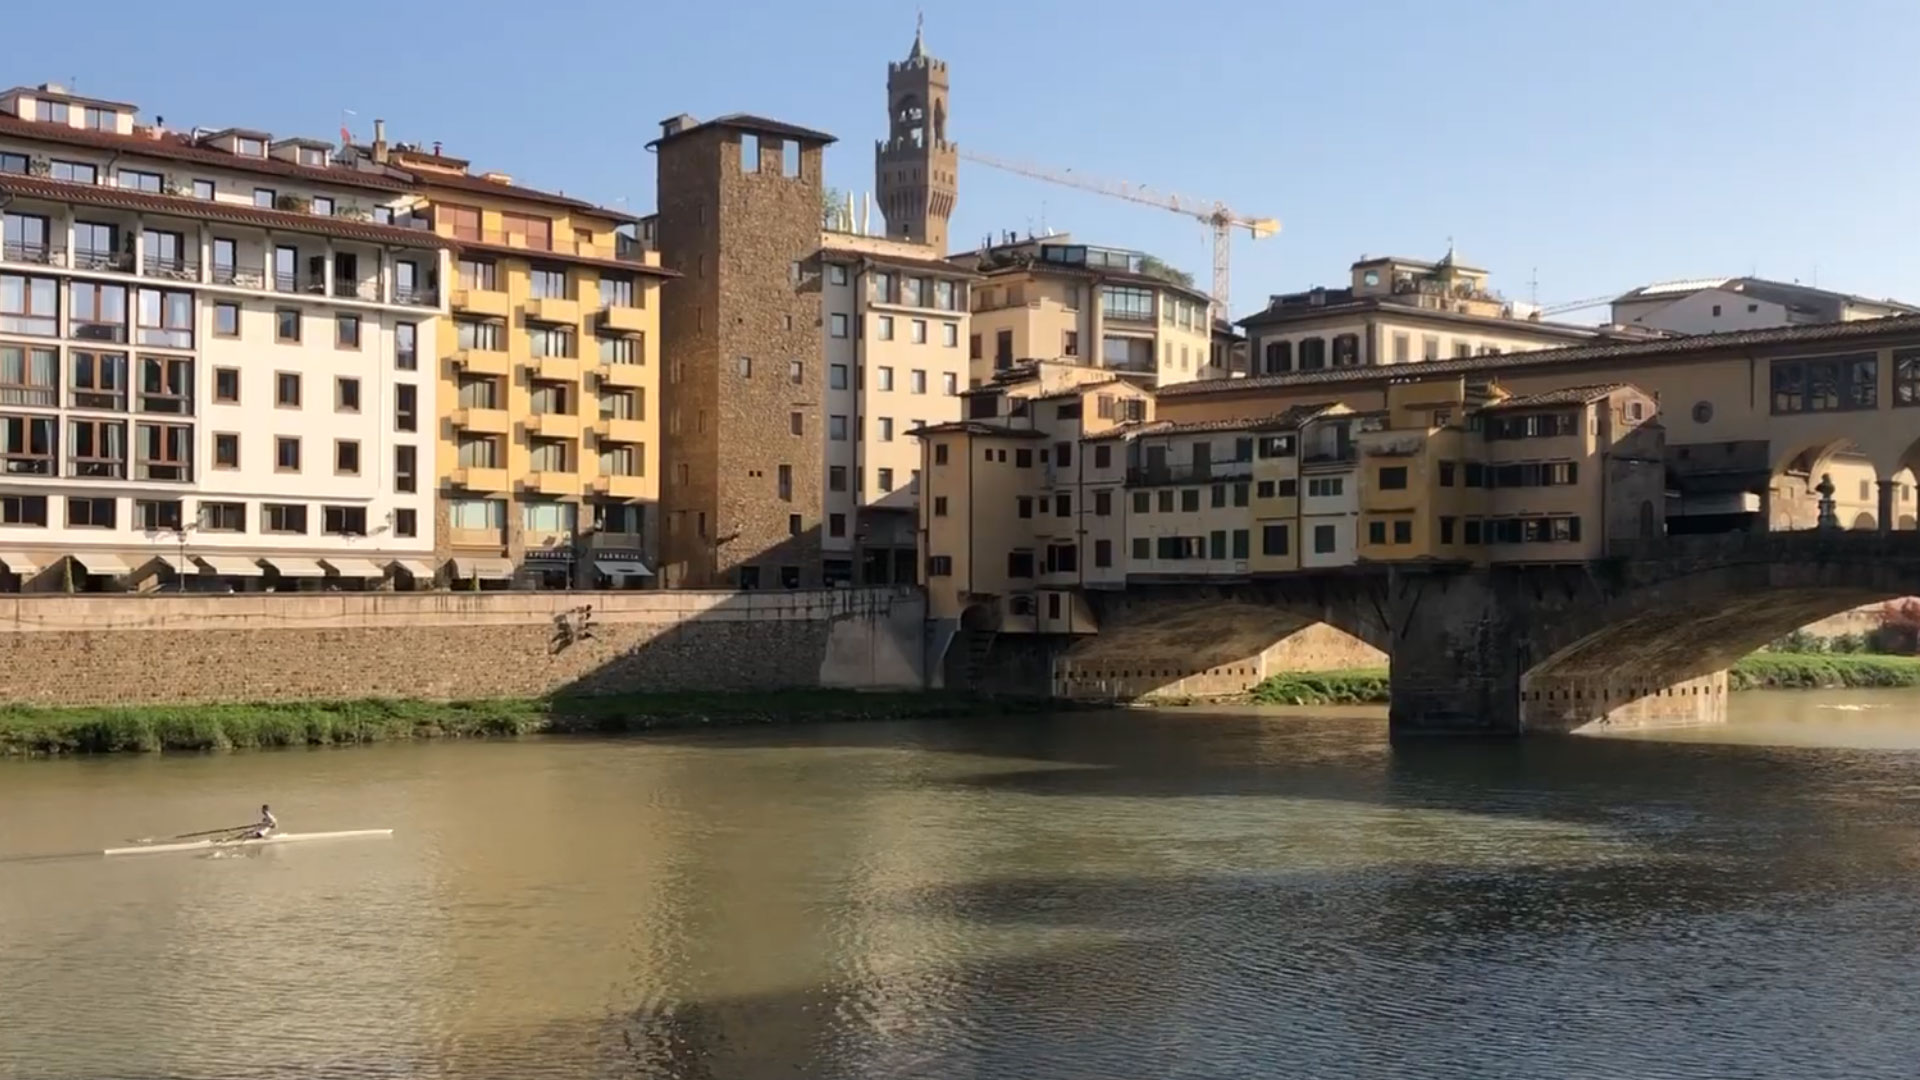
top-left (0, 589), bottom-right (923, 707)
top-left (656, 119), bottom-right (831, 589)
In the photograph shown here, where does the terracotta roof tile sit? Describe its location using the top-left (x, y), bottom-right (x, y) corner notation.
top-left (456, 238), bottom-right (677, 278)
top-left (911, 420), bottom-right (1046, 439)
top-left (0, 173), bottom-right (451, 248)
top-left (409, 169), bottom-right (640, 223)
top-left (1480, 383), bottom-right (1633, 411)
top-left (1159, 313), bottom-right (1920, 398)
top-left (0, 113), bottom-right (409, 192)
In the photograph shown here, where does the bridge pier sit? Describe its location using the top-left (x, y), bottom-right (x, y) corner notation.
top-left (1386, 572), bottom-right (1526, 737)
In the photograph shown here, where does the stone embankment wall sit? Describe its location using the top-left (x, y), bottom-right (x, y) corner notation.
top-left (1056, 623), bottom-right (1385, 701)
top-left (0, 589), bottom-right (925, 707)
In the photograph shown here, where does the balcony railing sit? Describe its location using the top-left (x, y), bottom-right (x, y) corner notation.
top-left (0, 454), bottom-right (55, 476)
top-left (70, 320), bottom-right (126, 344)
top-left (1125, 461), bottom-right (1253, 486)
top-left (332, 279), bottom-right (379, 301)
top-left (142, 255), bottom-right (199, 282)
top-left (69, 456), bottom-right (126, 479)
top-left (212, 261), bottom-right (267, 289)
top-left (73, 249), bottom-right (133, 273)
top-left (136, 459), bottom-right (192, 482)
top-left (394, 286), bottom-right (437, 307)
top-left (273, 270), bottom-right (300, 294)
top-left (2, 241), bottom-right (62, 265)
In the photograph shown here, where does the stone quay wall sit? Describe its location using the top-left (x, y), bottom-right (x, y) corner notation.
top-left (0, 589), bottom-right (926, 708)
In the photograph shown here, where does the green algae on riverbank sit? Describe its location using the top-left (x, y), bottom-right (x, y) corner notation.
top-left (1242, 654), bottom-right (1920, 706)
top-left (0, 691), bottom-right (1045, 757)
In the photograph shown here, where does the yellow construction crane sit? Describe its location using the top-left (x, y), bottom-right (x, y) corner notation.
top-left (959, 148), bottom-right (1278, 320)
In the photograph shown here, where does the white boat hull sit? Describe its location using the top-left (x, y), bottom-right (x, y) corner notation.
top-left (103, 829), bottom-right (393, 857)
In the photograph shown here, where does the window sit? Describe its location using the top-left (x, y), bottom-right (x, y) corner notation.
top-left (789, 360), bottom-right (804, 384)
top-left (1369, 520), bottom-right (1387, 545)
top-left (323, 506), bottom-right (368, 536)
top-left (877, 467), bottom-right (894, 491)
top-left (68, 496), bottom-right (117, 529)
top-left (933, 443), bottom-right (950, 466)
top-left (736, 355), bottom-right (753, 378)
top-left (1440, 517), bottom-right (1456, 544)
top-left (1439, 461), bottom-right (1456, 487)
top-left (829, 415), bottom-right (848, 441)
top-left (927, 555), bottom-right (953, 577)
top-left (207, 301), bottom-right (240, 338)
top-left (827, 264), bottom-right (849, 286)
top-left (394, 384), bottom-right (418, 433)
top-left (1454, 342), bottom-right (1473, 359)
top-left (336, 313), bottom-right (361, 349)
top-left (213, 433), bottom-right (239, 469)
top-left (1007, 550), bottom-right (1035, 578)
top-left (395, 445), bottom-right (418, 493)
top-left (83, 106), bottom-right (114, 131)
top-left (828, 465), bottom-right (848, 492)
top-left (275, 308), bottom-right (301, 343)
top-left (457, 258), bottom-right (499, 292)
top-left (829, 364), bottom-right (849, 390)
top-left (1157, 490), bottom-right (1174, 512)
top-left (1298, 337), bottom-right (1328, 370)
top-left (970, 334), bottom-right (982, 360)
top-left (1233, 482), bottom-right (1250, 507)
top-left (66, 281), bottom-right (126, 343)
top-left (254, 188), bottom-right (276, 208)
top-left (275, 372), bottom-right (301, 408)
top-left (877, 366), bottom-right (894, 391)
top-left (529, 326), bottom-right (576, 358)
top-left (599, 274), bottom-right (636, 308)
top-left (1313, 524), bottom-right (1336, 554)
top-left (137, 356), bottom-right (192, 414)
top-left (789, 411), bottom-right (804, 436)
top-left (912, 369), bottom-right (929, 394)
top-left (1262, 524), bottom-right (1290, 556)
top-left (259, 504), bottom-right (308, 535)
top-left (275, 436), bottom-right (301, 472)
top-left (1307, 477), bottom-right (1343, 497)
top-left (830, 313), bottom-right (849, 338)
top-left (1211, 484), bottom-right (1227, 509)
top-left (68, 418), bottom-right (125, 478)
top-left (878, 315), bottom-right (895, 341)
top-left (132, 498), bottom-right (182, 532)
top-left (1770, 354), bottom-right (1877, 414)
top-left (1055, 492), bottom-right (1072, 517)
top-left (41, 101), bottom-right (71, 124)
top-left (50, 160), bottom-right (96, 184)
top-left (502, 212), bottom-right (553, 251)
top-left (0, 153), bottom-right (25, 175)
top-left (776, 463), bottom-right (793, 502)
top-left (184, 178), bottom-right (216, 201)
top-left (1, 345), bottom-right (58, 406)
top-left (335, 440), bottom-right (360, 475)
top-left (1, 274), bottom-right (59, 336)
top-left (1046, 544), bottom-right (1078, 574)
top-left (911, 320), bottom-right (927, 344)
top-left (1016, 496), bottom-right (1033, 519)
top-left (1232, 529), bottom-right (1250, 560)
top-left (1181, 489), bottom-right (1200, 512)
top-left (456, 319), bottom-right (502, 352)
top-left (879, 417), bottom-right (894, 441)
top-left (1093, 490), bottom-right (1113, 517)
top-left (1100, 285), bottom-right (1155, 321)
top-left (199, 500), bottom-right (243, 532)
top-left (68, 350), bottom-right (126, 410)
top-left (530, 267), bottom-right (568, 299)
top-left (1378, 466), bottom-right (1408, 490)
top-left (1394, 520), bottom-right (1412, 544)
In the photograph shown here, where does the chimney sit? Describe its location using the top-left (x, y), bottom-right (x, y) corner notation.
top-left (372, 118), bottom-right (388, 164)
top-left (660, 113), bottom-right (696, 139)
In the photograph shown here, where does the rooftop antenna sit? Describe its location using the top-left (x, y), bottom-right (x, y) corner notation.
top-left (1528, 265), bottom-right (1538, 306)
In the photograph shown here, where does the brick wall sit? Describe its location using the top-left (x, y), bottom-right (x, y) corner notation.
top-left (0, 588), bottom-right (923, 707)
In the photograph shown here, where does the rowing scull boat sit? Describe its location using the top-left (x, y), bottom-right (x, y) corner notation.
top-left (102, 829), bottom-right (393, 857)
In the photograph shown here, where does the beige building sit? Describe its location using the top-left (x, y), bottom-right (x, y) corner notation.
top-left (1241, 250), bottom-right (1602, 377)
top-left (953, 236), bottom-right (1218, 389)
top-left (817, 233), bottom-right (973, 584)
top-left (1611, 276), bottom-right (1917, 336)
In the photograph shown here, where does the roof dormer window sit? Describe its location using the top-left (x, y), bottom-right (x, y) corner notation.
top-left (83, 106), bottom-right (114, 131)
top-left (236, 137), bottom-right (265, 157)
top-left (40, 100), bottom-right (69, 124)
top-left (299, 147), bottom-right (326, 167)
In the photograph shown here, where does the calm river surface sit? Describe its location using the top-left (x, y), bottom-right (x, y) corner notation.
top-left (6, 691), bottom-right (1920, 1079)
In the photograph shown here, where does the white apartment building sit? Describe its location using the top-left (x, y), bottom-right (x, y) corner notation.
top-left (0, 83), bottom-right (445, 591)
top-left (818, 234), bottom-right (971, 585)
top-left (1298, 412), bottom-right (1361, 568)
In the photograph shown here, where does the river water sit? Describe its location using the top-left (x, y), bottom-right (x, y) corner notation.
top-left (5, 691), bottom-right (1920, 1080)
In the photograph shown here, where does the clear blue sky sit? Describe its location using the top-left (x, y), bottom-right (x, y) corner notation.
top-left (20, 0), bottom-right (1919, 322)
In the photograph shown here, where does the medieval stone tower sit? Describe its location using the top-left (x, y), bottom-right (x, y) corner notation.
top-left (875, 20), bottom-right (957, 252)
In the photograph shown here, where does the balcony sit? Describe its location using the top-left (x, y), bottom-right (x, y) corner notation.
top-left (393, 286), bottom-right (438, 308)
top-left (332, 279), bottom-right (380, 301)
top-left (1125, 461), bottom-right (1253, 486)
top-left (521, 470), bottom-right (579, 496)
top-left (73, 249), bottom-right (134, 273)
top-left (2, 241), bottom-right (63, 267)
top-left (453, 348), bottom-right (512, 376)
top-left (142, 255), bottom-right (199, 283)
top-left (211, 261), bottom-right (267, 289)
top-left (598, 305), bottom-right (647, 334)
top-left (532, 356), bottom-right (580, 382)
top-left (524, 295), bottom-right (581, 324)
top-left (595, 417), bottom-right (648, 444)
top-left (524, 412), bottom-right (579, 438)
top-left (594, 474), bottom-right (649, 499)
top-left (596, 361), bottom-right (647, 389)
top-left (452, 287), bottom-right (513, 318)
top-left (451, 407), bottom-right (512, 435)
top-left (450, 466), bottom-right (510, 492)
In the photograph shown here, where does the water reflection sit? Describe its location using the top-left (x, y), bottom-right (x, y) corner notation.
top-left (4, 694), bottom-right (1920, 1078)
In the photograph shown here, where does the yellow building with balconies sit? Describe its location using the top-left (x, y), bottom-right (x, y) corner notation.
top-left (398, 146), bottom-right (674, 588)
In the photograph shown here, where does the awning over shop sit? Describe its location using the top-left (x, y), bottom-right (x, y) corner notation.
top-left (0, 552), bottom-right (45, 575)
top-left (322, 557), bottom-right (385, 578)
top-left (196, 555), bottom-right (266, 577)
top-left (71, 551), bottom-right (132, 576)
top-left (594, 559), bottom-right (654, 578)
top-left (390, 559), bottom-right (437, 579)
top-left (151, 554), bottom-right (193, 573)
top-left (452, 557), bottom-right (515, 580)
top-left (259, 556), bottom-right (326, 577)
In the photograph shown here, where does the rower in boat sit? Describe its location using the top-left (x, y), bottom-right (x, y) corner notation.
top-left (242, 805), bottom-right (277, 840)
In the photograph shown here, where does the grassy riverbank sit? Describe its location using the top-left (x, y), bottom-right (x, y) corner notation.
top-left (0, 690), bottom-right (1045, 757)
top-left (1244, 653), bottom-right (1920, 705)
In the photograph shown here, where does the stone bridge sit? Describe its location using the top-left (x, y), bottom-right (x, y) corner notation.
top-left (1079, 531), bottom-right (1920, 736)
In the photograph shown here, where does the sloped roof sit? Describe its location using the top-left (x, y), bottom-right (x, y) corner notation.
top-left (911, 420), bottom-right (1046, 439)
top-left (0, 113), bottom-right (409, 192)
top-left (0, 173), bottom-right (451, 248)
top-left (1479, 383), bottom-right (1632, 411)
top-left (647, 114), bottom-right (837, 150)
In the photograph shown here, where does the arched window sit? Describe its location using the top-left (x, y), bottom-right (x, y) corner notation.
top-left (1263, 339), bottom-right (1292, 375)
top-left (1299, 337), bottom-right (1328, 371)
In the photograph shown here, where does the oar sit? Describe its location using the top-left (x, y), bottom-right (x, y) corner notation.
top-left (123, 823), bottom-right (257, 845)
